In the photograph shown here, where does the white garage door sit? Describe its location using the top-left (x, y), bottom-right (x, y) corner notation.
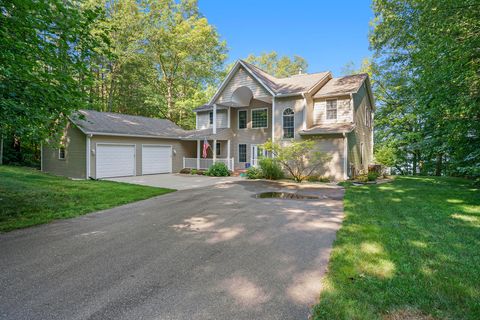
top-left (142, 145), bottom-right (172, 175)
top-left (96, 144), bottom-right (136, 179)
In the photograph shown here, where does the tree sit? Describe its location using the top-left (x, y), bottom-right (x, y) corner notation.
top-left (262, 139), bottom-right (331, 182)
top-left (244, 51), bottom-right (308, 77)
top-left (0, 0), bottom-right (108, 159)
top-left (142, 0), bottom-right (227, 127)
top-left (370, 0), bottom-right (480, 177)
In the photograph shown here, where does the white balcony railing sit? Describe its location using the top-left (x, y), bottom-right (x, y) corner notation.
top-left (183, 157), bottom-right (234, 171)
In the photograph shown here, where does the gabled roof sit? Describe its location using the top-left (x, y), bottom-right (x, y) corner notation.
top-left (241, 60), bottom-right (331, 95)
top-left (207, 60), bottom-right (332, 105)
top-left (313, 74), bottom-right (368, 98)
top-left (71, 110), bottom-right (188, 138)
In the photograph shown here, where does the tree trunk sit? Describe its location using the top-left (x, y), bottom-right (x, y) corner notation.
top-left (0, 136), bottom-right (3, 165)
top-left (166, 80), bottom-right (174, 121)
top-left (435, 153), bottom-right (443, 176)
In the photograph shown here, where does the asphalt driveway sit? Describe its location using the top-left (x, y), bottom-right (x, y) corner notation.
top-left (0, 180), bottom-right (344, 320)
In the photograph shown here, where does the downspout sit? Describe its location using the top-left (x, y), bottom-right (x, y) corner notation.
top-left (86, 134), bottom-right (92, 179)
top-left (343, 132), bottom-right (348, 180)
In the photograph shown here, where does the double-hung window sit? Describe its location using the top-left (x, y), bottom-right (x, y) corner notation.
top-left (58, 147), bottom-right (66, 160)
top-left (251, 108), bottom-right (267, 128)
top-left (216, 142), bottom-right (221, 156)
top-left (238, 110), bottom-right (247, 129)
top-left (209, 112), bottom-right (213, 125)
top-left (326, 100), bottom-right (337, 120)
top-left (238, 144), bottom-right (247, 162)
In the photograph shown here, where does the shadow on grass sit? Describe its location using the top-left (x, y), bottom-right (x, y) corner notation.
top-left (312, 176), bottom-right (480, 319)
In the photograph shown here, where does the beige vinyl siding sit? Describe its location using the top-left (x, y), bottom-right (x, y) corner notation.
top-left (215, 67), bottom-right (271, 104)
top-left (312, 96), bottom-right (352, 125)
top-left (311, 136), bottom-right (345, 181)
top-left (196, 110), bottom-right (228, 129)
top-left (348, 83), bottom-right (373, 172)
top-left (230, 99), bottom-right (272, 169)
top-left (274, 96), bottom-right (305, 140)
top-left (42, 123), bottom-right (86, 179)
top-left (89, 136), bottom-right (195, 179)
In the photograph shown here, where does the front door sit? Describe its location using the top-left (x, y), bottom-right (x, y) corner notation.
top-left (251, 145), bottom-right (267, 167)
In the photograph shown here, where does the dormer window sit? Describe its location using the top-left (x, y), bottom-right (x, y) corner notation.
top-left (326, 99), bottom-right (337, 120)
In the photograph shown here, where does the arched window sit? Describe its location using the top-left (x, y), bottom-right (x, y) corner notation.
top-left (283, 108), bottom-right (294, 138)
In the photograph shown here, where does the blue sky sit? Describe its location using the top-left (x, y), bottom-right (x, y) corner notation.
top-left (199, 0), bottom-right (373, 76)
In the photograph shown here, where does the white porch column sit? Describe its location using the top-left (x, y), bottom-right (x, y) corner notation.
top-left (196, 139), bottom-right (200, 169)
top-left (213, 139), bottom-right (217, 163)
top-left (213, 104), bottom-right (217, 134)
top-left (227, 139), bottom-right (231, 170)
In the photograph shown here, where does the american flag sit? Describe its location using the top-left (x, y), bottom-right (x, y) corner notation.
top-left (202, 138), bottom-right (210, 158)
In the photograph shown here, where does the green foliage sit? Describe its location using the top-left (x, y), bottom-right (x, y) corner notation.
top-left (262, 139), bottom-right (331, 182)
top-left (0, 166), bottom-right (174, 232)
top-left (246, 166), bottom-right (263, 179)
top-left (367, 172), bottom-right (379, 181)
top-left (205, 162), bottom-right (230, 177)
top-left (312, 176), bottom-right (480, 319)
top-left (244, 51), bottom-right (308, 77)
top-left (258, 158), bottom-right (283, 180)
top-left (374, 145), bottom-right (397, 167)
top-left (0, 0), bottom-right (108, 142)
top-left (370, 0), bottom-right (480, 177)
top-left (307, 175), bottom-right (330, 183)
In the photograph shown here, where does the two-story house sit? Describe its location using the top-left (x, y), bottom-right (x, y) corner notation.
top-left (41, 60), bottom-right (374, 180)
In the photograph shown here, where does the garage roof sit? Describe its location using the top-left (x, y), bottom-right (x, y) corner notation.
top-left (71, 110), bottom-right (188, 138)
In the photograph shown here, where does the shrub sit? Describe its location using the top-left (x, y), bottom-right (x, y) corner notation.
top-left (246, 166), bottom-right (263, 179)
top-left (262, 139), bottom-right (331, 182)
top-left (356, 174), bottom-right (369, 183)
top-left (205, 162), bottom-right (230, 177)
top-left (367, 172), bottom-right (379, 181)
top-left (259, 158), bottom-right (283, 180)
top-left (307, 175), bottom-right (330, 183)
top-left (180, 168), bottom-right (191, 174)
top-left (191, 169), bottom-right (197, 175)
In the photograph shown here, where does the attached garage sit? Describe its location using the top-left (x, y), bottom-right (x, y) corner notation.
top-left (141, 145), bottom-right (172, 175)
top-left (96, 144), bottom-right (136, 179)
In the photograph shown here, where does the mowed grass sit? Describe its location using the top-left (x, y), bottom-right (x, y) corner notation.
top-left (0, 166), bottom-right (174, 232)
top-left (312, 176), bottom-right (480, 320)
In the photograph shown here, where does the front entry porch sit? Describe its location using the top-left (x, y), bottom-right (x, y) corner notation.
top-left (183, 138), bottom-right (234, 170)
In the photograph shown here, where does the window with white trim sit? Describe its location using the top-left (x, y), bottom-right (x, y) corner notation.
top-left (216, 142), bottom-right (221, 156)
top-left (365, 106), bottom-right (371, 127)
top-left (58, 146), bottom-right (66, 160)
top-left (326, 99), bottom-right (337, 120)
top-left (238, 144), bottom-right (247, 162)
top-left (209, 112), bottom-right (213, 125)
top-left (251, 108), bottom-right (267, 128)
top-left (238, 110), bottom-right (247, 129)
top-left (282, 108), bottom-right (294, 138)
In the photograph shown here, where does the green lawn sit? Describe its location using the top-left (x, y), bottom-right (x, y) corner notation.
top-left (0, 166), bottom-right (174, 232)
top-left (312, 176), bottom-right (480, 320)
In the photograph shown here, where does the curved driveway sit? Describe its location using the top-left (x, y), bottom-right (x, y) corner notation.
top-left (0, 180), bottom-right (344, 320)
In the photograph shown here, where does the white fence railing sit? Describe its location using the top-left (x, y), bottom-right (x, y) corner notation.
top-left (183, 157), bottom-right (234, 170)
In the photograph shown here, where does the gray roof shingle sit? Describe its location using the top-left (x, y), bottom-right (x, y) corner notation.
top-left (71, 110), bottom-right (188, 138)
top-left (313, 74), bottom-right (368, 98)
